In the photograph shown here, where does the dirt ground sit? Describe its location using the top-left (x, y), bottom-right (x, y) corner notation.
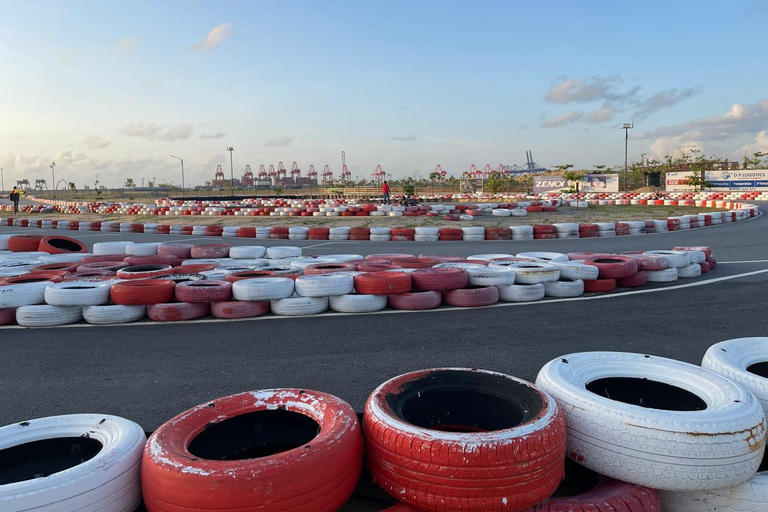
top-left (3, 205), bottom-right (716, 228)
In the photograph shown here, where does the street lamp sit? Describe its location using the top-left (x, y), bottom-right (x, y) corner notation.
top-left (622, 123), bottom-right (633, 192)
top-left (169, 155), bottom-right (185, 197)
top-left (1, 167), bottom-right (3, 195)
top-left (50, 162), bottom-right (56, 198)
top-left (227, 146), bottom-right (235, 196)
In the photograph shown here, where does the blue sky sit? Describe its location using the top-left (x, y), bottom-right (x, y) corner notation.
top-left (2, 0), bottom-right (767, 187)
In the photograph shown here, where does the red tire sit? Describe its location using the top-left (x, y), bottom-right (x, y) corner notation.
top-left (63, 270), bottom-right (115, 281)
top-left (389, 257), bottom-right (439, 269)
top-left (566, 252), bottom-right (611, 261)
top-left (111, 279), bottom-right (176, 305)
top-left (617, 270), bottom-right (647, 287)
top-left (158, 243), bottom-right (193, 260)
top-left (421, 254), bottom-right (464, 262)
top-left (211, 300), bottom-right (269, 319)
top-left (673, 245), bottom-right (712, 259)
top-left (533, 224), bottom-right (556, 234)
top-left (583, 255), bottom-right (638, 279)
top-left (190, 244), bottom-right (230, 259)
top-left (175, 280), bottom-right (232, 303)
top-left (583, 278), bottom-right (617, 293)
top-left (485, 227), bottom-right (511, 240)
top-left (707, 256), bottom-right (717, 269)
top-left (367, 253), bottom-right (413, 260)
top-left (308, 228), bottom-right (330, 240)
top-left (700, 261), bottom-right (710, 273)
top-left (355, 272), bottom-right (412, 295)
top-left (304, 263), bottom-right (357, 275)
top-left (175, 264), bottom-right (217, 274)
top-left (526, 206), bottom-right (543, 212)
top-left (442, 285), bottom-right (499, 307)
top-left (3, 273), bottom-right (63, 285)
top-left (0, 307), bottom-right (16, 326)
top-left (410, 268), bottom-right (468, 291)
top-left (364, 368), bottom-right (566, 512)
top-left (237, 227), bottom-right (255, 238)
top-left (8, 235), bottom-right (44, 252)
top-left (124, 255), bottom-right (180, 267)
top-left (142, 389), bottom-right (362, 512)
top-left (31, 262), bottom-right (79, 274)
top-left (37, 235), bottom-right (87, 254)
top-left (225, 270), bottom-right (277, 282)
top-left (387, 291), bottom-right (442, 310)
top-left (147, 301), bottom-right (210, 321)
top-left (616, 254), bottom-right (668, 271)
top-left (357, 263), bottom-right (403, 273)
top-left (116, 264), bottom-right (174, 280)
top-left (443, 215), bottom-right (460, 221)
top-left (78, 261), bottom-right (129, 272)
top-left (79, 254), bottom-right (126, 264)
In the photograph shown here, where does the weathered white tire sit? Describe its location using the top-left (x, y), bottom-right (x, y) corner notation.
top-left (510, 208), bottom-right (528, 217)
top-left (125, 243), bottom-right (160, 256)
top-left (16, 305), bottom-right (83, 326)
top-left (646, 267), bottom-right (679, 283)
top-left (491, 208), bottom-right (510, 217)
top-left (270, 295), bottom-right (328, 315)
top-left (83, 305), bottom-right (147, 324)
top-left (461, 227), bottom-right (485, 235)
top-left (232, 277), bottom-right (294, 300)
top-left (0, 281), bottom-right (50, 308)
top-left (544, 278), bottom-right (584, 298)
top-left (554, 223), bottom-right (579, 233)
top-left (433, 262), bottom-right (486, 270)
top-left (682, 250), bottom-right (706, 264)
top-left (678, 263), bottom-right (702, 278)
top-left (38, 253), bottom-right (90, 264)
top-left (229, 246), bottom-right (267, 259)
top-left (92, 242), bottom-right (134, 256)
top-left (414, 227), bottom-right (439, 235)
top-left (466, 254), bottom-right (514, 261)
top-left (702, 337), bottom-right (768, 414)
top-left (328, 294), bottom-right (387, 313)
top-left (497, 283), bottom-right (545, 302)
top-left (265, 246), bottom-right (302, 259)
top-left (551, 261), bottom-right (600, 280)
top-left (294, 274), bottom-right (354, 297)
top-left (320, 254), bottom-right (365, 263)
top-left (369, 234), bottom-right (391, 242)
top-left (516, 251), bottom-right (569, 263)
top-left (536, 352), bottom-right (766, 491)
top-left (505, 262), bottom-right (560, 284)
top-left (645, 250), bottom-right (691, 268)
top-left (44, 283), bottom-right (111, 306)
top-left (370, 227), bottom-right (391, 235)
top-left (466, 267), bottom-right (516, 286)
top-left (414, 234), bottom-right (439, 242)
top-left (462, 234), bottom-right (484, 241)
top-left (659, 471), bottom-right (768, 512)
top-left (0, 414), bottom-right (145, 512)
top-left (510, 225), bottom-right (533, 235)
top-left (459, 215), bottom-right (474, 221)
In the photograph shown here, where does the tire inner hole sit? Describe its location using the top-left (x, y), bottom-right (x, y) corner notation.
top-left (586, 377), bottom-right (707, 411)
top-left (592, 259), bottom-right (624, 264)
top-left (47, 239), bottom-right (82, 252)
top-left (188, 410), bottom-right (319, 460)
top-left (552, 458), bottom-right (600, 497)
top-left (747, 362), bottom-right (768, 379)
top-left (0, 437), bottom-right (102, 485)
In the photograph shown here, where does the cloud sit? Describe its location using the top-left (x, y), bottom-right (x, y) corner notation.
top-left (145, 74), bottom-right (160, 87)
top-left (191, 23), bottom-right (234, 52)
top-left (639, 99), bottom-right (768, 157)
top-left (82, 134), bottom-right (111, 150)
top-left (633, 87), bottom-right (701, 120)
top-left (545, 75), bottom-right (640, 104)
top-left (736, 130), bottom-right (768, 155)
top-left (122, 122), bottom-right (194, 141)
top-left (205, 154), bottom-right (225, 165)
top-left (199, 132), bottom-right (226, 139)
top-left (118, 36), bottom-right (138, 51)
top-left (541, 110), bottom-right (584, 128)
top-left (391, 134), bottom-right (418, 142)
top-left (264, 136), bottom-right (293, 147)
top-left (585, 104), bottom-right (615, 123)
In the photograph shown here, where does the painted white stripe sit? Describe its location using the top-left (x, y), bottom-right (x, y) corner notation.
top-left (717, 260), bottom-right (768, 264)
top-left (4, 267), bottom-right (767, 330)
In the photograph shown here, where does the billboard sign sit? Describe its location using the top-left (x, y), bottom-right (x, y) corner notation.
top-left (665, 171), bottom-right (695, 192)
top-left (533, 176), bottom-right (568, 194)
top-left (579, 173), bottom-right (619, 193)
top-left (704, 170), bottom-right (768, 191)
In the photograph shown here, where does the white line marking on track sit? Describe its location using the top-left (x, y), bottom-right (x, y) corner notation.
top-left (5, 267), bottom-right (768, 330)
top-left (302, 242), bottom-right (338, 248)
top-left (718, 260), bottom-right (768, 264)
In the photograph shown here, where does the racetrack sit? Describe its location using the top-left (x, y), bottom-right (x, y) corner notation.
top-left (0, 203), bottom-right (766, 431)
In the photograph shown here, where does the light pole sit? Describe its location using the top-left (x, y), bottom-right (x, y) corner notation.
top-left (227, 146), bottom-right (235, 196)
top-left (622, 123), bottom-right (633, 192)
top-left (51, 162), bottom-right (56, 198)
top-left (169, 155), bottom-right (185, 197)
top-left (1, 167), bottom-right (3, 195)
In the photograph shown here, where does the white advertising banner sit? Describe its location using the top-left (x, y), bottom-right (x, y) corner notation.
top-left (704, 170), bottom-right (768, 191)
top-left (665, 171), bottom-right (695, 192)
top-left (533, 176), bottom-right (568, 194)
top-left (579, 174), bottom-right (619, 193)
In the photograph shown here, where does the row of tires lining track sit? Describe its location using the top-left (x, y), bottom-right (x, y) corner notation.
top-left (2, 338), bottom-right (767, 512)
top-left (1, 233), bottom-right (718, 326)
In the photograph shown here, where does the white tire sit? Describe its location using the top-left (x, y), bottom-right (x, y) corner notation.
top-left (466, 254), bottom-right (514, 261)
top-left (16, 305), bottom-right (83, 326)
top-left (370, 234), bottom-right (391, 242)
top-left (0, 414), bottom-right (145, 512)
top-left (125, 243), bottom-right (160, 256)
top-left (678, 263), bottom-right (702, 278)
top-left (270, 295), bottom-right (328, 315)
top-left (492, 208), bottom-right (510, 217)
top-left (535, 352), bottom-right (766, 491)
top-left (497, 283), bottom-right (545, 302)
top-left (510, 225), bottom-right (533, 235)
top-left (516, 251), bottom-right (569, 262)
top-left (544, 278), bottom-right (584, 298)
top-left (554, 223), bottom-right (579, 233)
top-left (459, 214), bottom-right (474, 221)
top-left (598, 230), bottom-right (616, 237)
top-left (510, 208), bottom-right (528, 217)
top-left (0, 281), bottom-right (50, 308)
top-left (44, 283), bottom-right (111, 306)
top-left (645, 250), bottom-right (691, 268)
top-left (461, 226), bottom-right (485, 235)
top-left (232, 277), bottom-right (295, 301)
top-left (646, 267), bottom-right (679, 282)
top-left (83, 305), bottom-right (147, 324)
top-left (370, 227), bottom-right (391, 235)
top-left (511, 234), bottom-right (535, 241)
top-left (289, 257), bottom-right (337, 271)
top-left (229, 246), bottom-right (267, 259)
top-left (294, 274), bottom-right (354, 297)
top-left (92, 242), bottom-right (134, 256)
top-left (328, 294), bottom-right (387, 313)
top-left (596, 222), bottom-right (616, 230)
top-left (265, 246), bottom-right (302, 259)
top-left (199, 269), bottom-right (235, 281)
top-left (328, 227), bottom-right (350, 235)
top-left (328, 234), bottom-right (349, 241)
top-left (551, 261), bottom-right (600, 280)
top-left (0, 234), bottom-right (10, 250)
top-left (659, 473), bottom-right (768, 512)
top-left (462, 234), bottom-right (484, 241)
top-left (414, 227), bottom-right (439, 235)
top-left (505, 262), bottom-right (560, 284)
top-left (682, 250), bottom-right (706, 264)
top-left (702, 337), bottom-right (768, 414)
top-left (433, 262), bottom-right (486, 270)
top-left (414, 234), bottom-right (439, 242)
top-left (466, 267), bottom-right (516, 286)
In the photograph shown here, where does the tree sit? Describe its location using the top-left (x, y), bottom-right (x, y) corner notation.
top-left (68, 182), bottom-right (76, 191)
top-left (124, 178), bottom-right (135, 189)
top-left (93, 175), bottom-right (102, 199)
top-left (273, 184), bottom-right (283, 195)
top-left (485, 172), bottom-right (507, 194)
top-left (402, 177), bottom-right (416, 196)
top-left (593, 165), bottom-right (606, 173)
top-left (555, 164), bottom-right (574, 172)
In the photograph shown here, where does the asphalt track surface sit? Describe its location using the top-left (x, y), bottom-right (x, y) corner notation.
top-left (0, 204), bottom-right (767, 432)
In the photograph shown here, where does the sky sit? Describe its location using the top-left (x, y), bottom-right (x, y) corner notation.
top-left (1, 0), bottom-right (768, 188)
